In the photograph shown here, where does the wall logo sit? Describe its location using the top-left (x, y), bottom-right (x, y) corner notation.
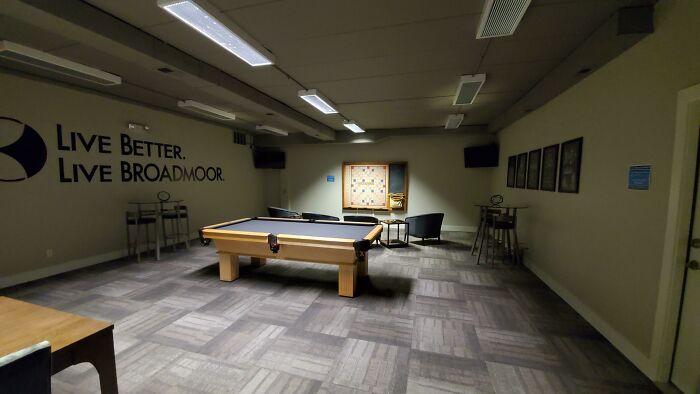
top-left (0, 117), bottom-right (47, 182)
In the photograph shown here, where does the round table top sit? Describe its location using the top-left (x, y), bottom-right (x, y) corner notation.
top-left (128, 200), bottom-right (185, 205)
top-left (473, 203), bottom-right (529, 209)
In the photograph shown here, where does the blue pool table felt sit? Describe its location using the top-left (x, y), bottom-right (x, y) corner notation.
top-left (215, 219), bottom-right (376, 241)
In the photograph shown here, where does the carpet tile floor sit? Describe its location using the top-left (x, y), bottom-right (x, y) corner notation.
top-left (1, 232), bottom-right (659, 393)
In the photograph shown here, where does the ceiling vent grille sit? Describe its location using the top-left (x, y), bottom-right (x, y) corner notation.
top-left (0, 40), bottom-right (121, 86)
top-left (445, 114), bottom-right (465, 130)
top-left (453, 74), bottom-right (486, 105)
top-left (476, 0), bottom-right (532, 39)
top-left (233, 131), bottom-right (247, 145)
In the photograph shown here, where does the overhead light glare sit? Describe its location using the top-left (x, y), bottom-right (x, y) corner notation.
top-left (177, 100), bottom-right (236, 120)
top-left (256, 125), bottom-right (288, 136)
top-left (158, 0), bottom-right (274, 67)
top-left (343, 120), bottom-right (365, 133)
top-left (0, 40), bottom-right (121, 86)
top-left (298, 89), bottom-right (338, 114)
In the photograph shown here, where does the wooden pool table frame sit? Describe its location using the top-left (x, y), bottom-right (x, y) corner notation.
top-left (201, 217), bottom-right (383, 297)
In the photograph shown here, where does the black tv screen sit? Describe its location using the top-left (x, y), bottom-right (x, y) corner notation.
top-left (254, 150), bottom-right (285, 169)
top-left (464, 144), bottom-right (499, 168)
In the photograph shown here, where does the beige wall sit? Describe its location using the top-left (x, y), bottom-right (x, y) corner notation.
top-left (0, 72), bottom-right (266, 286)
top-left (280, 133), bottom-right (495, 230)
top-left (490, 0), bottom-right (700, 377)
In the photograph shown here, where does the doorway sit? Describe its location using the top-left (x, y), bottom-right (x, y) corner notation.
top-left (670, 126), bottom-right (700, 393)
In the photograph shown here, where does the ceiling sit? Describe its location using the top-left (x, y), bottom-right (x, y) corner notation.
top-left (0, 0), bottom-right (655, 140)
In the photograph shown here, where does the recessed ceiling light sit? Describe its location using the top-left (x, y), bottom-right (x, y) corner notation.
top-left (256, 125), bottom-right (288, 136)
top-left (0, 40), bottom-right (121, 86)
top-left (298, 89), bottom-right (338, 114)
top-left (177, 100), bottom-right (236, 120)
top-left (343, 120), bottom-right (365, 133)
top-left (158, 67), bottom-right (174, 73)
top-left (157, 0), bottom-right (274, 67)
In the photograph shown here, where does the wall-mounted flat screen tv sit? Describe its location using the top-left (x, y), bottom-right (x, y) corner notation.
top-left (464, 144), bottom-right (499, 168)
top-left (254, 150), bottom-right (285, 169)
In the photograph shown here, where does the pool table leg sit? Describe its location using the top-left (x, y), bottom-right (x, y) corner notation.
top-left (338, 264), bottom-right (357, 297)
top-left (251, 257), bottom-right (267, 267)
top-left (218, 252), bottom-right (239, 281)
top-left (357, 254), bottom-right (368, 278)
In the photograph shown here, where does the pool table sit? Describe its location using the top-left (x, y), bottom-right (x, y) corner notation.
top-left (200, 217), bottom-right (383, 297)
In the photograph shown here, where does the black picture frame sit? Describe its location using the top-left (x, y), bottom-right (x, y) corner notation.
top-left (540, 144), bottom-right (559, 192)
top-left (558, 137), bottom-right (583, 193)
top-left (506, 156), bottom-right (517, 187)
top-left (526, 149), bottom-right (541, 190)
top-left (515, 153), bottom-right (528, 188)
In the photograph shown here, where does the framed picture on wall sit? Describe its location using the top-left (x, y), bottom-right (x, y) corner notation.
top-left (526, 149), bottom-right (541, 190)
top-left (540, 144), bottom-right (559, 191)
top-left (558, 137), bottom-right (583, 193)
top-left (515, 153), bottom-right (528, 188)
top-left (506, 156), bottom-right (517, 187)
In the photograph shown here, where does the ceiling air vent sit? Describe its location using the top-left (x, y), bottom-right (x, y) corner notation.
top-left (453, 74), bottom-right (486, 105)
top-left (445, 114), bottom-right (465, 130)
top-left (476, 0), bottom-right (532, 39)
top-left (0, 40), bottom-right (121, 86)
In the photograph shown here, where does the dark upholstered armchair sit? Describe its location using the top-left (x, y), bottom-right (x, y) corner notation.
top-left (405, 213), bottom-right (444, 243)
top-left (0, 341), bottom-right (52, 394)
top-left (302, 212), bottom-right (340, 221)
top-left (267, 206), bottom-right (301, 218)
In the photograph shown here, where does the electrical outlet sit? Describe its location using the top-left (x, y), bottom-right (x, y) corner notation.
top-left (46, 249), bottom-right (53, 258)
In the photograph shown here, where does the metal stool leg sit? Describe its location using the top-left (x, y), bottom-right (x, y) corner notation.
top-left (185, 214), bottom-right (190, 249)
top-left (135, 219), bottom-right (141, 263)
top-left (146, 221), bottom-right (151, 258)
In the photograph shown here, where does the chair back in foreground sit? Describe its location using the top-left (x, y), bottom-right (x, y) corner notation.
top-left (0, 340), bottom-right (52, 394)
top-left (302, 212), bottom-right (341, 221)
top-left (405, 213), bottom-right (445, 242)
top-left (343, 215), bottom-right (379, 224)
top-left (267, 206), bottom-right (302, 218)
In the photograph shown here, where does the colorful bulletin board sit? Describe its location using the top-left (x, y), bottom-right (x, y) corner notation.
top-left (342, 162), bottom-right (408, 210)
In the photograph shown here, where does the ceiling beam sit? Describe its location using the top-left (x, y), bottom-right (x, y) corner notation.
top-left (9, 0), bottom-right (337, 140)
top-left (254, 125), bottom-right (488, 147)
top-left (488, 6), bottom-right (654, 133)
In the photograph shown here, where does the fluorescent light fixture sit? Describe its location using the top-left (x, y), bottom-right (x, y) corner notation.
top-left (453, 74), bottom-right (486, 105)
top-left (298, 89), bottom-right (338, 114)
top-left (343, 120), bottom-right (365, 133)
top-left (158, 0), bottom-right (274, 67)
top-left (177, 100), bottom-right (236, 120)
top-left (0, 40), bottom-right (121, 86)
top-left (476, 0), bottom-right (532, 39)
top-left (256, 125), bottom-right (288, 136)
top-left (445, 114), bottom-right (465, 129)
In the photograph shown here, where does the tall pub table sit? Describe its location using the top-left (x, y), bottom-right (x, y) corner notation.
top-left (127, 199), bottom-right (185, 261)
top-left (472, 204), bottom-right (528, 265)
top-left (0, 297), bottom-right (118, 393)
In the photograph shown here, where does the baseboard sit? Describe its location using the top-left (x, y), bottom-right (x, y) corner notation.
top-left (525, 261), bottom-right (655, 379)
top-left (0, 234), bottom-right (202, 289)
top-left (0, 249), bottom-right (128, 289)
top-left (442, 225), bottom-right (477, 232)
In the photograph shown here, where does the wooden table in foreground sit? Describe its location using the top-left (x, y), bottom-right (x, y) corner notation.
top-left (0, 297), bottom-right (118, 393)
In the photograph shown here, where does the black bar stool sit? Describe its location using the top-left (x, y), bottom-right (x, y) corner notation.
top-left (161, 203), bottom-right (190, 251)
top-left (473, 207), bottom-right (503, 257)
top-left (125, 211), bottom-right (157, 262)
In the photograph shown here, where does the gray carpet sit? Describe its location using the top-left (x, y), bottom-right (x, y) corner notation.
top-left (1, 232), bottom-right (657, 393)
